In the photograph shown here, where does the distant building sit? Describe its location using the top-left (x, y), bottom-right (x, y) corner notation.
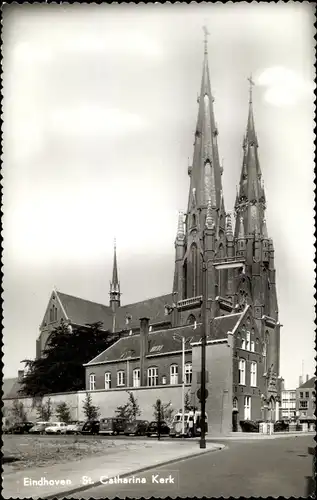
top-left (296, 376), bottom-right (316, 421)
top-left (281, 389), bottom-right (296, 419)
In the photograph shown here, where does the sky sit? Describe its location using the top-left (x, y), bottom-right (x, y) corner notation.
top-left (2, 3), bottom-right (315, 388)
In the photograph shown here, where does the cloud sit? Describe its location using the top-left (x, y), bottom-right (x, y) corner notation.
top-left (256, 66), bottom-right (314, 107)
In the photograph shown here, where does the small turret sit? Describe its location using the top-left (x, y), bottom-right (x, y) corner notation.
top-left (109, 239), bottom-right (121, 312)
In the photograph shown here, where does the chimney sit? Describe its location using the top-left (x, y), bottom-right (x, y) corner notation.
top-left (139, 317), bottom-right (150, 387)
top-left (18, 370), bottom-right (24, 381)
top-left (306, 374), bottom-right (309, 382)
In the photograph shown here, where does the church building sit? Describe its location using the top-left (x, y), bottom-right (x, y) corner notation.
top-left (36, 34), bottom-right (283, 433)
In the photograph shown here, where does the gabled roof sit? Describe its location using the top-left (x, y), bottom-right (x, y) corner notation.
top-left (298, 377), bottom-right (316, 389)
top-left (115, 293), bottom-right (173, 331)
top-left (86, 324), bottom-right (202, 365)
top-left (211, 313), bottom-right (243, 340)
top-left (57, 292), bottom-right (113, 330)
top-left (2, 377), bottom-right (23, 399)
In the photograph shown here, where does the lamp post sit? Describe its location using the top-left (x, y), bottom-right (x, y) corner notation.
top-left (200, 256), bottom-right (246, 449)
top-left (173, 334), bottom-right (186, 436)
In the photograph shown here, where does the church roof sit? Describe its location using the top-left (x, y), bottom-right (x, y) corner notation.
top-left (115, 293), bottom-right (173, 330)
top-left (86, 324), bottom-right (202, 365)
top-left (298, 376), bottom-right (316, 389)
top-left (57, 292), bottom-right (113, 329)
top-left (56, 291), bottom-right (172, 332)
top-left (2, 377), bottom-right (23, 399)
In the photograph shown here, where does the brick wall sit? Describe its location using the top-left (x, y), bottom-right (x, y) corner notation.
top-left (85, 352), bottom-right (193, 390)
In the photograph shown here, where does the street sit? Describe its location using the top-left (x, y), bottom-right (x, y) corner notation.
top-left (65, 435), bottom-right (315, 498)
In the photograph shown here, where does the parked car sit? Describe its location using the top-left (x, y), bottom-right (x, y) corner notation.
top-left (99, 417), bottom-right (128, 435)
top-left (10, 422), bottom-right (35, 434)
top-left (45, 422), bottom-right (68, 434)
top-left (66, 421), bottom-right (85, 435)
top-left (146, 421), bottom-right (170, 437)
top-left (274, 420), bottom-right (290, 432)
top-left (124, 420), bottom-right (149, 436)
top-left (29, 422), bottom-right (50, 434)
top-left (81, 420), bottom-right (100, 435)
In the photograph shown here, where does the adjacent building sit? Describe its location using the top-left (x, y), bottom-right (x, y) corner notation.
top-left (281, 389), bottom-right (296, 419)
top-left (32, 33), bottom-right (283, 434)
top-left (296, 376), bottom-right (316, 421)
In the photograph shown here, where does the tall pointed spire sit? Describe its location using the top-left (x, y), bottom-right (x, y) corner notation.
top-left (235, 77), bottom-right (267, 239)
top-left (188, 26), bottom-right (223, 215)
top-left (246, 75), bottom-right (258, 147)
top-left (110, 238), bottom-right (121, 310)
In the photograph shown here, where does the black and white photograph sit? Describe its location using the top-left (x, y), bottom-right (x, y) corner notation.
top-left (2, 3), bottom-right (315, 499)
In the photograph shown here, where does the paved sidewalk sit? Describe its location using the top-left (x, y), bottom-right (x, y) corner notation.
top-left (205, 431), bottom-right (314, 440)
top-left (3, 440), bottom-right (223, 499)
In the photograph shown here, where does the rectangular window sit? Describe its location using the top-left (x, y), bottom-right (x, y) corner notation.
top-left (299, 400), bottom-right (308, 409)
top-left (117, 371), bottom-right (125, 387)
top-left (104, 372), bottom-right (111, 390)
top-left (147, 367), bottom-right (158, 387)
top-left (241, 338), bottom-right (246, 350)
top-left (305, 392), bottom-right (309, 398)
top-left (250, 362), bottom-right (257, 387)
top-left (246, 331), bottom-right (250, 351)
top-left (250, 341), bottom-right (255, 352)
top-left (133, 369), bottom-right (140, 388)
top-left (238, 359), bottom-right (246, 385)
top-left (89, 374), bottom-right (96, 391)
top-left (300, 392), bottom-right (303, 398)
top-left (244, 396), bottom-right (251, 420)
top-left (170, 365), bottom-right (179, 385)
top-left (185, 363), bottom-right (192, 384)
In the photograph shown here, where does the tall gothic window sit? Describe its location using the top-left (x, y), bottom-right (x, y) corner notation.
top-left (191, 244), bottom-right (198, 297)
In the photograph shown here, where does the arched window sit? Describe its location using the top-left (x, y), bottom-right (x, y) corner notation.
top-left (191, 244), bottom-right (198, 297)
top-left (250, 362), bottom-right (257, 387)
top-left (233, 397), bottom-right (238, 410)
top-left (147, 367), bottom-right (158, 386)
top-left (104, 372), bottom-right (111, 390)
top-left (192, 214), bottom-right (196, 226)
top-left (170, 364), bottom-right (179, 385)
top-left (238, 359), bottom-right (246, 385)
top-left (187, 314), bottom-right (196, 325)
top-left (117, 370), bottom-right (125, 387)
top-left (89, 373), bottom-right (96, 391)
top-left (133, 368), bottom-right (140, 388)
top-left (185, 363), bottom-right (192, 384)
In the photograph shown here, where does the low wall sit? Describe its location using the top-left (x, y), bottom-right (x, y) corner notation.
top-left (3, 385), bottom-right (184, 423)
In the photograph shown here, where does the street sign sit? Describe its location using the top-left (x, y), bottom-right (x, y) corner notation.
top-left (197, 387), bottom-right (209, 401)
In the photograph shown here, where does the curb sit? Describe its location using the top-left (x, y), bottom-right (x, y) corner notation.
top-left (45, 444), bottom-right (225, 499)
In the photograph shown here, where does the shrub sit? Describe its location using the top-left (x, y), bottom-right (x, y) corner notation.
top-left (115, 391), bottom-right (141, 422)
top-left (82, 392), bottom-right (100, 420)
top-left (55, 402), bottom-right (72, 423)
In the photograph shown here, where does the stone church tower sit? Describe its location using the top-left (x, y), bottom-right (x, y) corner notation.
top-left (172, 34), bottom-right (280, 385)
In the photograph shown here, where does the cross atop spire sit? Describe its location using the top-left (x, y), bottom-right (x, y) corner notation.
top-left (203, 25), bottom-right (210, 55)
top-left (248, 74), bottom-right (254, 104)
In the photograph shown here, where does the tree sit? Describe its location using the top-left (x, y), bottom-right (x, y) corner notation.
top-left (115, 391), bottom-right (141, 421)
top-left (19, 322), bottom-right (119, 397)
top-left (55, 402), bottom-right (72, 423)
top-left (184, 391), bottom-right (192, 412)
top-left (11, 399), bottom-right (27, 423)
top-left (153, 399), bottom-right (174, 425)
top-left (82, 392), bottom-right (100, 420)
top-left (36, 398), bottom-right (53, 421)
